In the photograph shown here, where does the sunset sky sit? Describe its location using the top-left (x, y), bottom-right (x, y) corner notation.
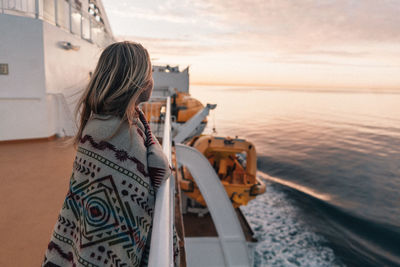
top-left (102, 0), bottom-right (400, 89)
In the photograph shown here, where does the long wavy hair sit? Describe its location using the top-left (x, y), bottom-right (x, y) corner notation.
top-left (73, 41), bottom-right (152, 145)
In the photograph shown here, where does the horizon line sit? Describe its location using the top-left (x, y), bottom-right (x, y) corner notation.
top-left (190, 81), bottom-right (400, 91)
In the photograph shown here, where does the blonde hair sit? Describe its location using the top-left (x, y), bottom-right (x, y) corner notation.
top-left (73, 41), bottom-right (152, 145)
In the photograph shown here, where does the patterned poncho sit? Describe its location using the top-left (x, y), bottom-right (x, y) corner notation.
top-left (43, 110), bottom-right (171, 267)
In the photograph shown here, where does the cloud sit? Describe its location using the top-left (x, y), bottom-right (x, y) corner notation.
top-left (193, 0), bottom-right (400, 53)
top-left (269, 58), bottom-right (400, 69)
top-left (105, 4), bottom-right (197, 24)
top-left (103, 0), bottom-right (400, 88)
top-left (294, 50), bottom-right (370, 58)
top-left (116, 35), bottom-right (221, 56)
top-left (105, 0), bottom-right (400, 54)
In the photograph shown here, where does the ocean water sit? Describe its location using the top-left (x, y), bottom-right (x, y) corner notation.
top-left (190, 85), bottom-right (400, 267)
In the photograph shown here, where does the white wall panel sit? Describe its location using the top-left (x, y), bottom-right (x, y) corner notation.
top-left (0, 14), bottom-right (45, 98)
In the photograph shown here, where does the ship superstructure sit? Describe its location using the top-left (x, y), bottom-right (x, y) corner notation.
top-left (152, 65), bottom-right (189, 96)
top-left (0, 0), bottom-right (113, 141)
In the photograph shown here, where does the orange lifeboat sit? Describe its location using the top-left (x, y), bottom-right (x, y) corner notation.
top-left (180, 135), bottom-right (266, 208)
top-left (141, 91), bottom-right (205, 123)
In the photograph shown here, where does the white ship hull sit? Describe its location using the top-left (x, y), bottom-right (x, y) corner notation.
top-left (0, 0), bottom-right (113, 141)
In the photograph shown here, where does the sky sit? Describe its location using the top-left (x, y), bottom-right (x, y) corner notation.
top-left (102, 0), bottom-right (400, 89)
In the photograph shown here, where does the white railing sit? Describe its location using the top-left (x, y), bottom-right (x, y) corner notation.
top-left (148, 97), bottom-right (175, 267)
top-left (1, 0), bottom-right (113, 47)
top-left (175, 144), bottom-right (251, 266)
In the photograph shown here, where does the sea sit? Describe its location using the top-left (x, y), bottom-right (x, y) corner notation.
top-left (190, 85), bottom-right (400, 267)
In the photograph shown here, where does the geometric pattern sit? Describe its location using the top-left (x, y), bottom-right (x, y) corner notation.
top-left (80, 135), bottom-right (149, 178)
top-left (44, 156), bottom-right (153, 266)
top-left (77, 147), bottom-right (155, 195)
top-left (43, 110), bottom-right (177, 267)
top-left (67, 174), bottom-right (149, 256)
top-left (69, 175), bottom-right (133, 248)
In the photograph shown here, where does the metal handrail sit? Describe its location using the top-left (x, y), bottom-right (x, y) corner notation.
top-left (175, 144), bottom-right (251, 266)
top-left (148, 97), bottom-right (174, 267)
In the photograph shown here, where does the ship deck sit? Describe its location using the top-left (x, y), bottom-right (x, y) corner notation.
top-left (0, 137), bottom-right (257, 266)
top-left (0, 138), bottom-right (75, 266)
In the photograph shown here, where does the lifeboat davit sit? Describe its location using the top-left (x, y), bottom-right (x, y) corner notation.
top-left (180, 136), bottom-right (266, 208)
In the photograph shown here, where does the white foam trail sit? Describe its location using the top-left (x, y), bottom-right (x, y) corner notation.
top-left (240, 179), bottom-right (344, 267)
top-left (258, 172), bottom-right (333, 202)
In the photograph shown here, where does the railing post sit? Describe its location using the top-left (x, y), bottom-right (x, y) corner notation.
top-left (169, 163), bottom-right (175, 265)
top-left (68, 0), bottom-right (72, 32)
top-left (35, 0), bottom-right (39, 18)
top-left (89, 15), bottom-right (92, 41)
top-left (54, 0), bottom-right (58, 26)
top-left (1, 0), bottom-right (4, 14)
top-left (80, 9), bottom-right (82, 38)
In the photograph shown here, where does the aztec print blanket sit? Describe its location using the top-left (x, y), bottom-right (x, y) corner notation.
top-left (43, 109), bottom-right (177, 266)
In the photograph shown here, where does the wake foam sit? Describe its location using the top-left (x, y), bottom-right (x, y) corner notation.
top-left (241, 179), bottom-right (344, 267)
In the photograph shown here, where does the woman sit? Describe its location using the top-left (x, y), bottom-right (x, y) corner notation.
top-left (43, 42), bottom-right (174, 266)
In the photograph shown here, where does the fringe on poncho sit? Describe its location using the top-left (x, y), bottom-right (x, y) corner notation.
top-left (43, 109), bottom-right (179, 266)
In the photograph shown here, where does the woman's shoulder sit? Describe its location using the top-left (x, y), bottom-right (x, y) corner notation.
top-left (81, 114), bottom-right (146, 151)
top-left (83, 114), bottom-right (124, 139)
